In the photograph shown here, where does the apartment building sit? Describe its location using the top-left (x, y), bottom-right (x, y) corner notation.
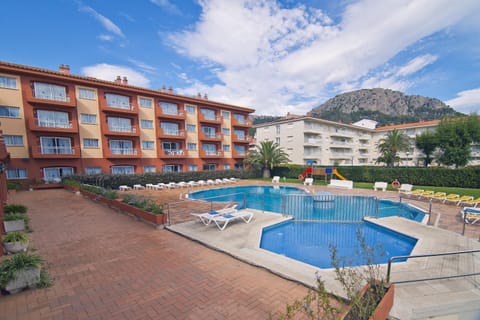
top-left (255, 116), bottom-right (480, 167)
top-left (0, 61), bottom-right (253, 182)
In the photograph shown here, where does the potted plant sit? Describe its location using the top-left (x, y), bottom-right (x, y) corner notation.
top-left (3, 212), bottom-right (28, 233)
top-left (0, 253), bottom-right (42, 294)
top-left (2, 231), bottom-right (29, 254)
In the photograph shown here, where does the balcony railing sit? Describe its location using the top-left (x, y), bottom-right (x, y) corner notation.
top-left (103, 104), bottom-right (137, 114)
top-left (232, 134), bottom-right (252, 143)
top-left (29, 118), bottom-right (78, 133)
top-left (33, 92), bottom-right (70, 102)
top-left (232, 150), bottom-right (246, 158)
top-left (28, 91), bottom-right (75, 107)
top-left (199, 150), bottom-right (224, 158)
top-left (159, 149), bottom-right (188, 157)
top-left (110, 148), bottom-right (137, 155)
top-left (157, 109), bottom-right (186, 120)
top-left (231, 117), bottom-right (252, 127)
top-left (107, 125), bottom-right (137, 133)
top-left (157, 128), bottom-right (186, 138)
top-left (198, 113), bottom-right (222, 124)
top-left (199, 131), bottom-right (223, 141)
top-left (30, 145), bottom-right (80, 158)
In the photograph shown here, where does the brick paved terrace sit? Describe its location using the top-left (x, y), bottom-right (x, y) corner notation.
top-left (0, 189), bottom-right (326, 320)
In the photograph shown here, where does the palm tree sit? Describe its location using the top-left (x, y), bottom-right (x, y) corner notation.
top-left (244, 140), bottom-right (290, 178)
top-left (376, 129), bottom-right (411, 167)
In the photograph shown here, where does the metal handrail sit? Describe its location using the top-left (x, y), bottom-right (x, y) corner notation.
top-left (386, 249), bottom-right (480, 283)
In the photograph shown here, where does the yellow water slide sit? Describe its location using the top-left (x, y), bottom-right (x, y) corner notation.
top-left (332, 168), bottom-right (347, 180)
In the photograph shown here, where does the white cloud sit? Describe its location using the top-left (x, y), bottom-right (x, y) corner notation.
top-left (79, 5), bottom-right (124, 38)
top-left (445, 88), bottom-right (480, 114)
top-left (81, 64), bottom-right (150, 87)
top-left (150, 0), bottom-right (180, 15)
top-left (167, 0), bottom-right (480, 115)
top-left (127, 59), bottom-right (157, 74)
top-left (97, 34), bottom-right (114, 41)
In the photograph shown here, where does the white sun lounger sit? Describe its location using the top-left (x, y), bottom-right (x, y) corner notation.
top-left (211, 211), bottom-right (254, 230)
top-left (191, 207), bottom-right (238, 225)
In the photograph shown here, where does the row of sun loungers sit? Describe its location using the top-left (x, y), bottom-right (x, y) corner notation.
top-left (118, 178), bottom-right (240, 191)
top-left (399, 187), bottom-right (479, 207)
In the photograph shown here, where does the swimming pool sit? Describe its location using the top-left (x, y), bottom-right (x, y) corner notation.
top-left (260, 220), bottom-right (417, 268)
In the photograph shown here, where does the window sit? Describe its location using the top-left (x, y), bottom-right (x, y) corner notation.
top-left (186, 124), bottom-right (196, 132)
top-left (234, 145), bottom-right (246, 156)
top-left (40, 137), bottom-right (72, 154)
top-left (34, 82), bottom-right (67, 101)
top-left (200, 108), bottom-right (216, 120)
top-left (107, 117), bottom-right (133, 132)
top-left (202, 143), bottom-right (217, 156)
top-left (139, 97), bottom-right (152, 108)
top-left (6, 168), bottom-right (27, 179)
top-left (78, 88), bottom-right (96, 100)
top-left (37, 110), bottom-right (70, 128)
top-left (43, 167), bottom-right (73, 182)
top-left (186, 105), bottom-right (195, 114)
top-left (85, 167), bottom-right (101, 175)
top-left (80, 113), bottom-right (97, 124)
top-left (275, 137), bottom-right (280, 144)
top-left (234, 129), bottom-right (245, 140)
top-left (223, 164), bottom-right (231, 170)
top-left (187, 143), bottom-right (197, 150)
top-left (0, 106), bottom-right (20, 118)
top-left (203, 163), bottom-right (217, 171)
top-left (276, 125), bottom-right (280, 135)
top-left (144, 165), bottom-right (156, 173)
top-left (140, 119), bottom-right (153, 129)
top-left (222, 111), bottom-right (230, 119)
top-left (105, 93), bottom-right (131, 109)
top-left (188, 164), bottom-right (198, 172)
top-left (109, 140), bottom-right (134, 155)
top-left (83, 138), bottom-right (99, 148)
top-left (201, 126), bottom-right (217, 138)
top-left (142, 141), bottom-right (155, 150)
top-left (233, 113), bottom-right (247, 124)
top-left (163, 164), bottom-right (181, 172)
top-left (111, 166), bottom-right (134, 174)
top-left (223, 144), bottom-right (230, 152)
top-left (159, 101), bottom-right (178, 115)
top-left (160, 122), bottom-right (180, 135)
top-left (222, 128), bottom-right (230, 136)
top-left (4, 135), bottom-right (23, 146)
top-left (0, 76), bottom-right (17, 89)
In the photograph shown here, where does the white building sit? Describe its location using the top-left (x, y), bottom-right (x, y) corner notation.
top-left (254, 116), bottom-right (480, 166)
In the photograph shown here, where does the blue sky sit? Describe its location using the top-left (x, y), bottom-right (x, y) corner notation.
top-left (1, 0), bottom-right (480, 115)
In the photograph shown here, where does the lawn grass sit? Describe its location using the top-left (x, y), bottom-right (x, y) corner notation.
top-left (251, 178), bottom-right (480, 198)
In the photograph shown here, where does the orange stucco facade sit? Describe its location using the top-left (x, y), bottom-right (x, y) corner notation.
top-left (0, 61), bottom-right (254, 183)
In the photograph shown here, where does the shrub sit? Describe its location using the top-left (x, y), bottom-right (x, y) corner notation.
top-left (3, 231), bottom-right (29, 244)
top-left (122, 195), bottom-right (163, 214)
top-left (4, 204), bottom-right (28, 214)
top-left (0, 253), bottom-right (43, 288)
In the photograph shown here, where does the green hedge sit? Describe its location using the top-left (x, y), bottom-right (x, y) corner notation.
top-left (66, 169), bottom-right (254, 190)
top-left (272, 165), bottom-right (480, 188)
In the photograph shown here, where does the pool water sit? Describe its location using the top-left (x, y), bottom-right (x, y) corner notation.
top-left (260, 220), bottom-right (417, 268)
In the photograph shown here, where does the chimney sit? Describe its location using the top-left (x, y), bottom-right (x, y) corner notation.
top-left (161, 85), bottom-right (166, 93)
top-left (122, 76), bottom-right (128, 85)
top-left (168, 86), bottom-right (173, 94)
top-left (59, 64), bottom-right (70, 75)
top-left (197, 93), bottom-right (202, 99)
top-left (115, 76), bottom-right (121, 84)
top-left (204, 93), bottom-right (208, 100)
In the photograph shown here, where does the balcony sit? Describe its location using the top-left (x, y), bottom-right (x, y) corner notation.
top-left (104, 125), bottom-right (139, 137)
top-left (199, 131), bottom-right (223, 141)
top-left (27, 90), bottom-right (75, 107)
top-left (232, 150), bottom-right (246, 158)
top-left (157, 128), bottom-right (186, 139)
top-left (304, 138), bottom-right (321, 146)
top-left (231, 117), bottom-right (252, 127)
top-left (158, 149), bottom-right (188, 158)
top-left (103, 104), bottom-right (137, 115)
top-left (30, 145), bottom-right (80, 159)
top-left (157, 109), bottom-right (186, 120)
top-left (105, 148), bottom-right (140, 159)
top-left (232, 134), bottom-right (252, 143)
top-left (28, 118), bottom-right (78, 133)
top-left (198, 113), bottom-right (222, 124)
top-left (199, 150), bottom-right (224, 158)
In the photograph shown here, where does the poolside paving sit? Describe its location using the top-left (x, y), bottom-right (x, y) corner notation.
top-left (0, 189), bottom-right (314, 320)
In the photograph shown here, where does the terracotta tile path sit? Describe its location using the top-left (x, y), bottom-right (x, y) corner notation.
top-left (0, 189), bottom-right (314, 320)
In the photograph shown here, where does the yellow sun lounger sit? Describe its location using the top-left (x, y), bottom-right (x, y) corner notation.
top-left (444, 195), bottom-right (474, 205)
top-left (431, 194), bottom-right (459, 203)
top-left (459, 197), bottom-right (480, 208)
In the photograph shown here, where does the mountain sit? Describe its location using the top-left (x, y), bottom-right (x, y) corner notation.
top-left (309, 88), bottom-right (463, 126)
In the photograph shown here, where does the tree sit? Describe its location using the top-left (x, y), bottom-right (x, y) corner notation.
top-left (244, 140), bottom-right (290, 178)
top-left (376, 129), bottom-right (411, 167)
top-left (415, 131), bottom-right (438, 167)
top-left (435, 115), bottom-right (480, 168)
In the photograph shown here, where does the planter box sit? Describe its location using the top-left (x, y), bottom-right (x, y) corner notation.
top-left (340, 283), bottom-right (395, 320)
top-left (4, 266), bottom-right (41, 294)
top-left (110, 200), bottom-right (165, 225)
top-left (3, 220), bottom-right (25, 233)
top-left (3, 241), bottom-right (29, 254)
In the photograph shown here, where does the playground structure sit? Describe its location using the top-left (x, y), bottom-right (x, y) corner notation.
top-left (299, 166), bottom-right (347, 182)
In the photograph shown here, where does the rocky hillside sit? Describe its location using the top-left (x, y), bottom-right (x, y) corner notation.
top-left (310, 88), bottom-right (462, 125)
